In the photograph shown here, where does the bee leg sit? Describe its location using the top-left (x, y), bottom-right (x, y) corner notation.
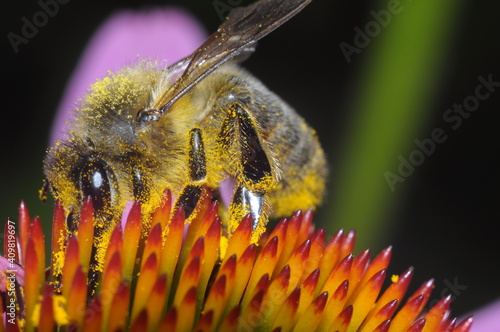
top-left (235, 104), bottom-right (273, 187)
top-left (231, 185), bottom-right (265, 231)
top-left (222, 102), bottom-right (275, 236)
top-left (174, 128), bottom-right (207, 218)
top-left (175, 185), bottom-right (203, 219)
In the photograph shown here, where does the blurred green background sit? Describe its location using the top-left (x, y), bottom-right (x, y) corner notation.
top-left (2, 0), bottom-right (499, 319)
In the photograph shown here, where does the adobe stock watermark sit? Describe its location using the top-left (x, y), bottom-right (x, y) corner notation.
top-left (212, 0), bottom-right (244, 21)
top-left (339, 0), bottom-right (412, 64)
top-left (2, 219), bottom-right (19, 324)
top-left (385, 74), bottom-right (499, 192)
top-left (425, 277), bottom-right (468, 312)
top-left (7, 0), bottom-right (71, 54)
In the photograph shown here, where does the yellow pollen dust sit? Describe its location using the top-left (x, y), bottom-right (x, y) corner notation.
top-left (51, 250), bottom-right (66, 277)
top-left (53, 296), bottom-right (70, 325)
top-left (31, 295), bottom-right (68, 326)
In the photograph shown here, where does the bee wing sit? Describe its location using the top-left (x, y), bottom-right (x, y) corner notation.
top-left (151, 0), bottom-right (312, 113)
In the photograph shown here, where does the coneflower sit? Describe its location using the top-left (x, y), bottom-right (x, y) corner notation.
top-left (1, 187), bottom-right (473, 331)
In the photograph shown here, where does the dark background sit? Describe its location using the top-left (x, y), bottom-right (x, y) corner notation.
top-left (1, 0), bottom-right (499, 320)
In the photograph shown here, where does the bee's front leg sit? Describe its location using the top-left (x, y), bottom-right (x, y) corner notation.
top-left (174, 128), bottom-right (207, 218)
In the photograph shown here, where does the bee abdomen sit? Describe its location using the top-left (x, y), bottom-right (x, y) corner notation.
top-left (254, 97), bottom-right (328, 217)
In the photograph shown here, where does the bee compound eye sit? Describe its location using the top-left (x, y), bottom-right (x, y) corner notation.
top-left (79, 159), bottom-right (112, 213)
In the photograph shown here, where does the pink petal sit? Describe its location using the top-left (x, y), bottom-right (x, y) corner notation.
top-left (469, 298), bottom-right (500, 332)
top-left (0, 256), bottom-right (25, 291)
top-left (219, 177), bottom-right (237, 208)
top-left (50, 7), bottom-right (206, 144)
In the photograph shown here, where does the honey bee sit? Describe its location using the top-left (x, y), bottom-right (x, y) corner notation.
top-left (44, 0), bottom-right (327, 263)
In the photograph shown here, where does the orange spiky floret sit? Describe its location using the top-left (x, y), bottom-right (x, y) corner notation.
top-left (49, 201), bottom-right (66, 281)
top-left (18, 201), bottom-right (31, 265)
top-left (77, 197), bottom-right (94, 274)
top-left (0, 189), bottom-right (473, 332)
